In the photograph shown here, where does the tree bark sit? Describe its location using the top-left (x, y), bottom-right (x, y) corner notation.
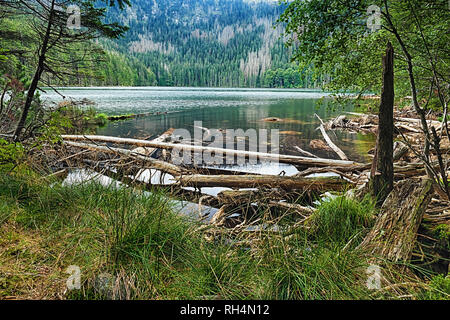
top-left (358, 179), bottom-right (434, 262)
top-left (371, 42), bottom-right (395, 205)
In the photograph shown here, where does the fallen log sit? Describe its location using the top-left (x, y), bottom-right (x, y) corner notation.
top-left (177, 174), bottom-right (351, 191)
top-left (40, 169), bottom-right (68, 181)
top-left (132, 128), bottom-right (175, 157)
top-left (357, 178), bottom-right (434, 262)
top-left (294, 146), bottom-right (318, 158)
top-left (61, 135), bottom-right (358, 168)
top-left (268, 201), bottom-right (315, 218)
top-left (393, 141), bottom-right (409, 161)
top-left (84, 163), bottom-right (317, 225)
top-left (396, 123), bottom-right (421, 134)
top-left (395, 116), bottom-right (442, 129)
top-left (64, 140), bottom-right (183, 176)
top-left (314, 114), bottom-right (349, 161)
top-left (88, 165), bottom-right (222, 208)
top-left (346, 112), bottom-right (442, 129)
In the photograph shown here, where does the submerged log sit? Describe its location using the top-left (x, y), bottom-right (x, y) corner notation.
top-left (177, 174), bottom-right (351, 191)
top-left (309, 139), bottom-right (332, 151)
top-left (358, 179), bottom-right (434, 262)
top-left (61, 135), bottom-right (358, 167)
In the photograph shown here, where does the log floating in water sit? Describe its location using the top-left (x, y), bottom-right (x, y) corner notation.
top-left (177, 174), bottom-right (351, 191)
top-left (61, 135), bottom-right (358, 167)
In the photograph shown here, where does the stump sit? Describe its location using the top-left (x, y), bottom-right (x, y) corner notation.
top-left (358, 178), bottom-right (434, 262)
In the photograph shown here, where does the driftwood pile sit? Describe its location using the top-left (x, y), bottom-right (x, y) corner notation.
top-left (47, 113), bottom-right (450, 272)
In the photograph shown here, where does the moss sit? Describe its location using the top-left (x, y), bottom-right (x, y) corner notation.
top-left (107, 113), bottom-right (136, 121)
top-left (433, 224), bottom-right (450, 250)
top-left (421, 275), bottom-right (450, 300)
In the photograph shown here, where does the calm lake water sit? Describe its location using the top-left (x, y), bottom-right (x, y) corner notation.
top-left (41, 87), bottom-right (375, 163)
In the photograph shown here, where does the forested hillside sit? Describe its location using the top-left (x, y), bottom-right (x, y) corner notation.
top-left (0, 0), bottom-right (317, 88)
top-left (95, 0), bottom-right (313, 88)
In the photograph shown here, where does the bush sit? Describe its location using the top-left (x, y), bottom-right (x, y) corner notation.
top-left (0, 139), bottom-right (24, 172)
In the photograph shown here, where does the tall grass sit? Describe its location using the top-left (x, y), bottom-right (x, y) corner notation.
top-left (0, 170), bottom-right (443, 300)
top-left (309, 195), bottom-right (376, 245)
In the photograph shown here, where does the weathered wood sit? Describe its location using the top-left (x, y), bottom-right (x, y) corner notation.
top-left (395, 116), bottom-right (442, 130)
top-left (371, 42), bottom-right (395, 205)
top-left (217, 190), bottom-right (259, 204)
top-left (358, 179), bottom-right (434, 262)
top-left (393, 141), bottom-right (409, 161)
top-left (345, 112), bottom-right (441, 129)
top-left (396, 123), bottom-right (421, 133)
top-left (64, 140), bottom-right (183, 176)
top-left (40, 169), bottom-right (68, 181)
top-left (294, 146), bottom-right (318, 158)
top-left (268, 201), bottom-right (315, 218)
top-left (88, 165), bottom-right (223, 208)
top-left (132, 128), bottom-right (175, 157)
top-left (61, 135), bottom-right (358, 167)
top-left (314, 114), bottom-right (349, 161)
top-left (177, 174), bottom-right (351, 191)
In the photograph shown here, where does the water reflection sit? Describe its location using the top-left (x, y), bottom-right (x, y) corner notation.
top-left (42, 87), bottom-right (375, 162)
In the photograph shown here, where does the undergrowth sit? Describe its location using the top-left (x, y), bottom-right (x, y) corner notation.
top-left (0, 168), bottom-right (448, 300)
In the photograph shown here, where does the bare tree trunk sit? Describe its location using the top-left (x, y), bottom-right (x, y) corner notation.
top-left (371, 42), bottom-right (394, 205)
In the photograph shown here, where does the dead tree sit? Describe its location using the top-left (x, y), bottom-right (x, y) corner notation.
top-left (371, 42), bottom-right (395, 206)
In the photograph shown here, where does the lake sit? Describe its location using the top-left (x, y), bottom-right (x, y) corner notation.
top-left (41, 87), bottom-right (374, 164)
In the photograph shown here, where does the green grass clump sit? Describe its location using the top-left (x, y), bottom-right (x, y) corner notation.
top-left (260, 234), bottom-right (371, 300)
top-left (309, 196), bottom-right (376, 245)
